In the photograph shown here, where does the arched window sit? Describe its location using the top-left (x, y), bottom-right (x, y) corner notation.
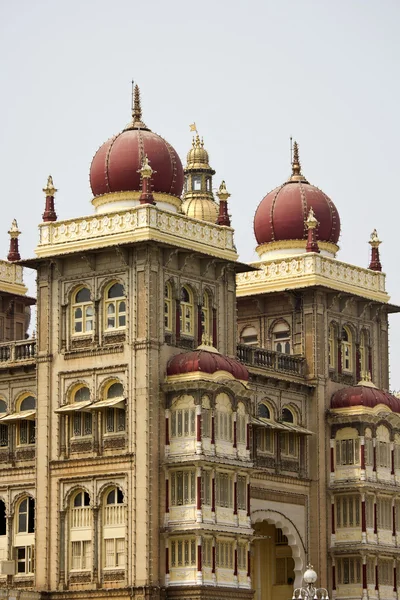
top-left (258, 404), bottom-right (270, 419)
top-left (103, 487), bottom-right (125, 569)
top-left (240, 326), bottom-right (258, 346)
top-left (72, 287), bottom-right (94, 335)
top-left (360, 330), bottom-right (369, 379)
top-left (104, 383), bottom-right (125, 434)
top-left (201, 292), bottom-right (211, 344)
top-left (215, 393), bottom-right (232, 443)
top-left (17, 395), bottom-right (36, 446)
top-left (105, 283), bottom-right (126, 331)
top-left (0, 400), bottom-right (8, 448)
top-left (170, 396), bottom-right (196, 439)
top-left (272, 321), bottom-right (291, 354)
top-left (70, 490), bottom-right (91, 572)
top-left (17, 497), bottom-right (35, 534)
top-left (180, 286), bottom-right (194, 336)
top-left (71, 387), bottom-right (92, 439)
top-left (15, 496), bottom-right (35, 575)
top-left (282, 408), bottom-right (294, 423)
top-left (341, 326), bottom-right (353, 372)
top-left (335, 427), bottom-right (360, 466)
top-left (328, 323), bottom-right (337, 370)
top-left (164, 282), bottom-right (172, 332)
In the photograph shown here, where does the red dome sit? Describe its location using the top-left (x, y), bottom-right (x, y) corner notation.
top-left (331, 385), bottom-right (400, 413)
top-left (90, 87), bottom-right (184, 198)
top-left (167, 348), bottom-right (249, 381)
top-left (254, 181), bottom-right (340, 246)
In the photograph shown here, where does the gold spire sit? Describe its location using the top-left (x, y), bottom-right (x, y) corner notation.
top-left (289, 140), bottom-right (308, 183)
top-left (137, 155), bottom-right (155, 179)
top-left (305, 207), bottom-right (318, 230)
top-left (125, 82), bottom-right (148, 130)
top-left (43, 175), bottom-right (57, 197)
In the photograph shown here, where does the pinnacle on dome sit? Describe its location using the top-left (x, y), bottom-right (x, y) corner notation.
top-left (368, 228), bottom-right (382, 271)
top-left (125, 82), bottom-right (148, 131)
top-left (216, 180), bottom-right (231, 227)
top-left (305, 207), bottom-right (320, 253)
top-left (42, 175), bottom-right (58, 222)
top-left (289, 140), bottom-right (309, 183)
top-left (7, 219), bottom-right (21, 262)
top-left (137, 155), bottom-right (156, 205)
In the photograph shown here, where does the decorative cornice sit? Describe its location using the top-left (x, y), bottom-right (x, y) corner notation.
top-left (256, 239), bottom-right (339, 256)
top-left (237, 252), bottom-right (389, 303)
top-left (91, 190), bottom-right (182, 210)
top-left (36, 204), bottom-right (237, 262)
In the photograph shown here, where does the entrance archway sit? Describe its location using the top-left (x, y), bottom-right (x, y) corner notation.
top-left (252, 509), bottom-right (306, 600)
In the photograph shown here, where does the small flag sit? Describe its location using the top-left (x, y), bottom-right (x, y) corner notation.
top-left (189, 122), bottom-right (197, 132)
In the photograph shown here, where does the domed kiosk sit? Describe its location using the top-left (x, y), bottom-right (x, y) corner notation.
top-left (253, 142), bottom-right (341, 259)
top-left (90, 85), bottom-right (184, 214)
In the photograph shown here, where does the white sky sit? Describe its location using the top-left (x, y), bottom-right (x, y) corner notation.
top-left (1, 0), bottom-right (399, 386)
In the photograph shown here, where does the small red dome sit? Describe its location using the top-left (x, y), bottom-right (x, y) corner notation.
top-left (331, 384), bottom-right (400, 413)
top-left (253, 143), bottom-right (340, 248)
top-left (254, 181), bottom-right (340, 246)
top-left (167, 348), bottom-right (249, 381)
top-left (90, 86), bottom-right (184, 198)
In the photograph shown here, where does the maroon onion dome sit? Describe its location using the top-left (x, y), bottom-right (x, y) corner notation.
top-left (253, 141), bottom-right (340, 246)
top-left (90, 85), bottom-right (184, 198)
top-left (167, 347), bottom-right (249, 381)
top-left (331, 384), bottom-right (400, 413)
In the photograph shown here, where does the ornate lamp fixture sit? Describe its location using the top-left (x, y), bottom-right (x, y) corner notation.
top-left (292, 564), bottom-right (329, 600)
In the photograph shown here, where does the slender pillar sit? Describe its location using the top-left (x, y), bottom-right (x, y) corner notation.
top-left (197, 304), bottom-right (202, 346)
top-left (212, 308), bottom-right (217, 348)
top-left (175, 299), bottom-right (180, 343)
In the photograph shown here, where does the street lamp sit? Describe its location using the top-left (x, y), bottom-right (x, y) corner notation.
top-left (292, 564), bottom-right (329, 599)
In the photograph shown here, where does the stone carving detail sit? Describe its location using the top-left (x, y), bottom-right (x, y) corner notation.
top-left (103, 436), bottom-right (126, 450)
top-left (237, 254), bottom-right (387, 297)
top-left (102, 570), bottom-right (125, 582)
top-left (38, 205), bottom-right (236, 258)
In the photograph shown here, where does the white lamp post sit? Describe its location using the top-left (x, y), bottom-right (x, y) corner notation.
top-left (292, 564), bottom-right (329, 599)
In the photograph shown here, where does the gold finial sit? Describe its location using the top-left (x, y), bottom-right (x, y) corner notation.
top-left (216, 180), bottom-right (231, 201)
top-left (292, 141), bottom-right (301, 176)
top-left (189, 122), bottom-right (197, 132)
top-left (132, 83), bottom-right (142, 122)
top-left (289, 140), bottom-right (308, 183)
top-left (305, 207), bottom-right (318, 229)
top-left (8, 219), bottom-right (21, 239)
top-left (369, 228), bottom-right (381, 247)
top-left (137, 155), bottom-right (155, 179)
top-left (43, 175), bottom-right (57, 197)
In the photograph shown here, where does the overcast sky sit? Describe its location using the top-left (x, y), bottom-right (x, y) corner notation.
top-left (1, 1), bottom-right (399, 386)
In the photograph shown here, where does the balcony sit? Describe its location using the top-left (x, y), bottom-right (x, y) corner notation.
top-left (237, 344), bottom-right (305, 377)
top-left (0, 339), bottom-right (36, 366)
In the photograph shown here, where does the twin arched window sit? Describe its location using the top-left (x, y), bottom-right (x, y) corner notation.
top-left (180, 286), bottom-right (194, 335)
top-left (71, 283), bottom-right (126, 336)
top-left (272, 321), bottom-right (291, 354)
top-left (72, 288), bottom-right (94, 335)
top-left (69, 487), bottom-right (125, 572)
top-left (341, 326), bottom-right (353, 372)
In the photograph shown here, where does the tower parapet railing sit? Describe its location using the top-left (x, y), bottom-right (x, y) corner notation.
top-left (237, 344), bottom-right (305, 377)
top-left (0, 339), bottom-right (36, 365)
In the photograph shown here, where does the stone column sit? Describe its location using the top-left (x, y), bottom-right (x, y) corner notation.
top-left (59, 510), bottom-right (66, 588)
top-left (196, 467), bottom-right (202, 523)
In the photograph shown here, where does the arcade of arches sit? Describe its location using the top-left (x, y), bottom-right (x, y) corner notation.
top-left (252, 522), bottom-right (295, 600)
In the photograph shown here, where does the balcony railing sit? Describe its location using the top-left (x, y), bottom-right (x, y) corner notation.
top-left (237, 344), bottom-right (305, 377)
top-left (0, 339), bottom-right (36, 364)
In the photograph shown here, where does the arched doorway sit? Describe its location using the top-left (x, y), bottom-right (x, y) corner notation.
top-left (252, 509), bottom-right (306, 600)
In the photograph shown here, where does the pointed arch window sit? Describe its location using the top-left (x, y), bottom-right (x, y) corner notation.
top-left (70, 386), bottom-right (92, 439)
top-left (272, 322), bottom-right (291, 354)
top-left (201, 292), bottom-right (211, 344)
top-left (0, 400), bottom-right (8, 447)
top-left (164, 282), bottom-right (172, 332)
top-left (105, 283), bottom-right (126, 331)
top-left (328, 323), bottom-right (337, 369)
top-left (360, 330), bottom-right (369, 379)
top-left (341, 326), bottom-right (353, 372)
top-left (70, 491), bottom-right (91, 571)
top-left (17, 395), bottom-right (36, 446)
top-left (180, 286), bottom-right (194, 336)
top-left (103, 487), bottom-right (125, 569)
top-left (72, 287), bottom-right (94, 335)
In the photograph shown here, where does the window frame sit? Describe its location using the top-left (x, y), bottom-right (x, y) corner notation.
top-left (71, 287), bottom-right (94, 337)
top-left (104, 282), bottom-right (126, 332)
top-left (180, 286), bottom-right (194, 337)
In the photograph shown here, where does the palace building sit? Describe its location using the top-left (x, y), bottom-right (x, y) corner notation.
top-left (0, 86), bottom-right (398, 600)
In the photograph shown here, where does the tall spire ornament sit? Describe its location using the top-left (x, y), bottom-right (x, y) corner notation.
top-left (7, 219), bottom-right (21, 262)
